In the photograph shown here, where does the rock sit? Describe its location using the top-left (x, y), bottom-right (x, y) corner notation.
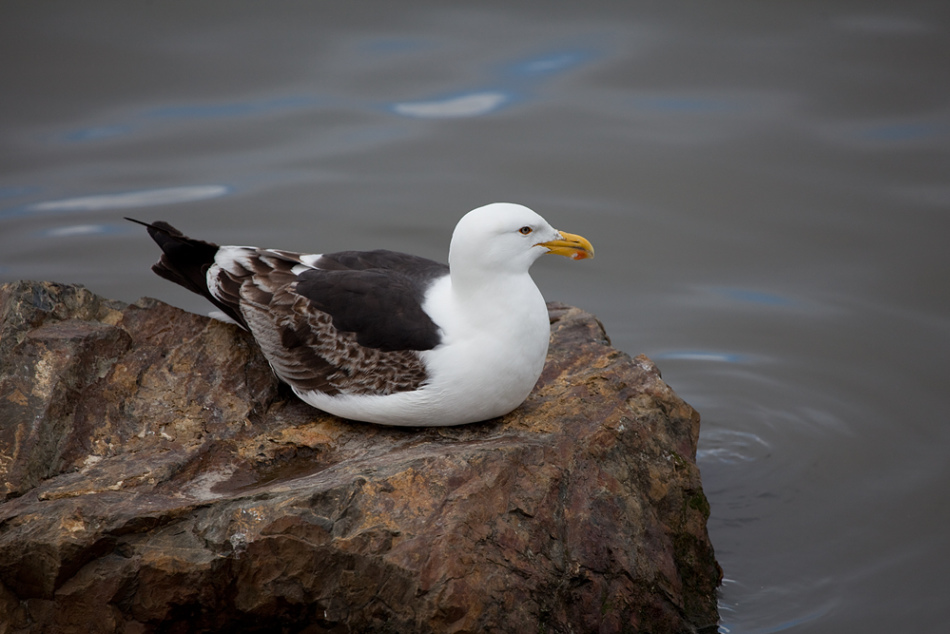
top-left (0, 280), bottom-right (721, 633)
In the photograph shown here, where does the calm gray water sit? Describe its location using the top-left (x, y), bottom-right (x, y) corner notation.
top-left (3, 2), bottom-right (949, 632)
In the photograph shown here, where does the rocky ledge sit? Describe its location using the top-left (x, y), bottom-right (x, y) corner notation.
top-left (0, 280), bottom-right (720, 633)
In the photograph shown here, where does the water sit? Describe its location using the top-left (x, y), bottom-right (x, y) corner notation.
top-left (2, 2), bottom-right (949, 632)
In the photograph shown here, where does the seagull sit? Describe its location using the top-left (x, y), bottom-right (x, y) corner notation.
top-left (129, 202), bottom-right (593, 426)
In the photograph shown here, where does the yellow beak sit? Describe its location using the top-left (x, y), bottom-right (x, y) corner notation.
top-left (538, 231), bottom-right (595, 260)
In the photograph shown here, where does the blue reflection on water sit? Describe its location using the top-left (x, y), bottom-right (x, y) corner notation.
top-left (390, 46), bottom-right (602, 119)
top-left (0, 186), bottom-right (40, 201)
top-left (0, 185), bottom-right (231, 221)
top-left (28, 185), bottom-right (231, 213)
top-left (502, 49), bottom-right (597, 77)
top-left (62, 125), bottom-right (132, 142)
top-left (708, 287), bottom-right (797, 307)
top-left (858, 121), bottom-right (945, 143)
top-left (653, 350), bottom-right (749, 363)
top-left (146, 95), bottom-right (323, 120)
top-left (40, 224), bottom-right (125, 238)
top-left (54, 42), bottom-right (605, 136)
top-left (60, 96), bottom-right (328, 143)
top-left (717, 596), bottom-right (834, 634)
top-left (630, 96), bottom-right (736, 113)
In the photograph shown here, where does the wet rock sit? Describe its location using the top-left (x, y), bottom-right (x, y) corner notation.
top-left (0, 280), bottom-right (721, 633)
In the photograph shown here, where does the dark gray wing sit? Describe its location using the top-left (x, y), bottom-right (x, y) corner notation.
top-left (230, 248), bottom-right (448, 396)
top-left (294, 250), bottom-right (447, 352)
top-left (135, 218), bottom-right (449, 397)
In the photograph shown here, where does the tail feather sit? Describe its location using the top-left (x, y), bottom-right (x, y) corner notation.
top-left (127, 218), bottom-right (247, 328)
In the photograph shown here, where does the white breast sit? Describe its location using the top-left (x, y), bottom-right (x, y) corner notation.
top-left (293, 273), bottom-right (551, 426)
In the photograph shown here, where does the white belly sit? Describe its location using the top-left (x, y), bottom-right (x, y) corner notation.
top-left (295, 275), bottom-right (551, 426)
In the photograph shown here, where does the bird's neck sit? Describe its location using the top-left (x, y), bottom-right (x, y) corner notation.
top-left (448, 268), bottom-right (546, 327)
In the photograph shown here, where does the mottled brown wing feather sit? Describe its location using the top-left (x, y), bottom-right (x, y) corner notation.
top-left (215, 249), bottom-right (433, 397)
top-left (137, 218), bottom-right (441, 398)
top-left (237, 273), bottom-right (430, 396)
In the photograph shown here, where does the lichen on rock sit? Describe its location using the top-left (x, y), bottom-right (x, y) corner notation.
top-left (0, 280), bottom-right (721, 633)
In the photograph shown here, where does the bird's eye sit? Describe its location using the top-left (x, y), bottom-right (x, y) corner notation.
top-left (519, 226), bottom-right (533, 235)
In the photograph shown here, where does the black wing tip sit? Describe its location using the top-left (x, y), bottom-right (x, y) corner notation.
top-left (125, 217), bottom-right (184, 237)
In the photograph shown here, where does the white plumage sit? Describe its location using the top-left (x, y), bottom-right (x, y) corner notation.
top-left (133, 202), bottom-right (594, 426)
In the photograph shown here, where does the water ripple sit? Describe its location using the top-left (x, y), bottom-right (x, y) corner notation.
top-left (707, 287), bottom-right (798, 307)
top-left (43, 224), bottom-right (113, 238)
top-left (27, 185), bottom-right (230, 213)
top-left (653, 350), bottom-right (750, 363)
top-left (697, 429), bottom-right (771, 465)
top-left (391, 91), bottom-right (511, 118)
top-left (502, 48), bottom-right (597, 77)
top-left (390, 44), bottom-right (602, 119)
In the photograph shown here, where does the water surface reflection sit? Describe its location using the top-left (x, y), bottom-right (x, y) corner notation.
top-left (2, 3), bottom-right (949, 632)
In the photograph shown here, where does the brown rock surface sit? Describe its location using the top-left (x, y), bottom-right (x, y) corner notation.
top-left (0, 280), bottom-right (720, 633)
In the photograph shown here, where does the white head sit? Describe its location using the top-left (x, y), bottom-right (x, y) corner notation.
top-left (448, 202), bottom-right (593, 282)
